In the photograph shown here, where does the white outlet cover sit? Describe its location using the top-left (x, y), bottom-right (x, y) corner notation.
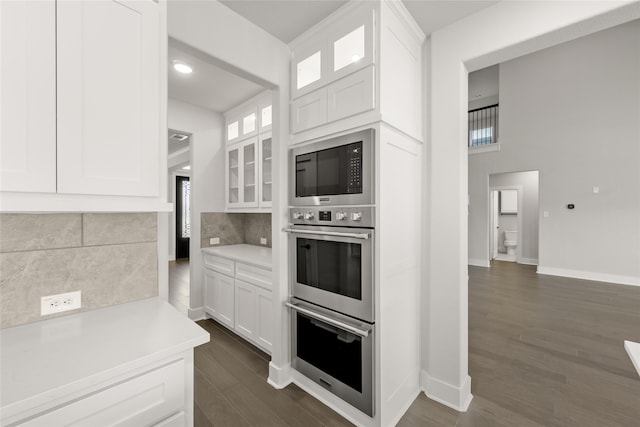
top-left (210, 237), bottom-right (220, 245)
top-left (260, 237), bottom-right (267, 245)
top-left (41, 291), bottom-right (81, 316)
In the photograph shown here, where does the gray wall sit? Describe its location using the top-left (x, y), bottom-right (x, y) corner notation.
top-left (490, 171), bottom-right (539, 261)
top-left (201, 213), bottom-right (272, 248)
top-left (468, 19), bottom-right (640, 282)
top-left (0, 213), bottom-right (158, 329)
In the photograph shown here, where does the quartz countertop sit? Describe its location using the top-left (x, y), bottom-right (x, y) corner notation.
top-left (0, 297), bottom-right (209, 418)
top-left (202, 244), bottom-right (272, 269)
top-left (625, 340), bottom-right (640, 377)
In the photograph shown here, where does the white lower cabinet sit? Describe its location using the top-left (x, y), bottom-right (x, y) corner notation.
top-left (203, 269), bottom-right (235, 330)
top-left (19, 359), bottom-right (184, 427)
top-left (203, 252), bottom-right (273, 354)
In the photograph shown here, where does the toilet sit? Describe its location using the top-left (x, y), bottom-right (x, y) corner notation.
top-left (504, 230), bottom-right (518, 256)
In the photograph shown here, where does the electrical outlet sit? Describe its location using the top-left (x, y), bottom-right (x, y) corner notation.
top-left (41, 291), bottom-right (81, 316)
top-left (210, 237), bottom-right (220, 245)
top-left (260, 237), bottom-right (267, 245)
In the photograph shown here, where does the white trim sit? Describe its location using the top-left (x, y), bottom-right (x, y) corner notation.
top-left (468, 258), bottom-right (490, 268)
top-left (468, 142), bottom-right (500, 155)
top-left (494, 253), bottom-right (516, 262)
top-left (518, 258), bottom-right (538, 266)
top-left (421, 370), bottom-right (472, 412)
top-left (624, 341), bottom-right (640, 377)
top-left (188, 307), bottom-right (205, 321)
top-left (267, 362), bottom-right (292, 389)
top-left (537, 266), bottom-right (640, 287)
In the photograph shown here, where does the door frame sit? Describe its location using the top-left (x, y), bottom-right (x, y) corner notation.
top-left (488, 183), bottom-right (523, 263)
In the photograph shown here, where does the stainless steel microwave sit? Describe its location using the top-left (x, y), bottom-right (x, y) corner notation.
top-left (290, 129), bottom-right (374, 206)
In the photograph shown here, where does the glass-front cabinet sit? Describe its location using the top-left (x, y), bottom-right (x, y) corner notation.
top-left (226, 138), bottom-right (258, 209)
top-left (224, 90), bottom-right (272, 211)
top-left (260, 132), bottom-right (272, 208)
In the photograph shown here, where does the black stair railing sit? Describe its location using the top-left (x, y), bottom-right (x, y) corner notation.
top-left (468, 104), bottom-right (499, 147)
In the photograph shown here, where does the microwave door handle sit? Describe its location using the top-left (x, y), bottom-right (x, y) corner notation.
top-left (285, 302), bottom-right (372, 338)
top-left (283, 228), bottom-right (370, 240)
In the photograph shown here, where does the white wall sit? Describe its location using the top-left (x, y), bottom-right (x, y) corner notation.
top-left (469, 20), bottom-right (639, 282)
top-left (488, 171), bottom-right (539, 263)
top-left (426, 0), bottom-right (640, 412)
top-left (167, 0), bottom-right (292, 388)
top-left (167, 98), bottom-right (225, 314)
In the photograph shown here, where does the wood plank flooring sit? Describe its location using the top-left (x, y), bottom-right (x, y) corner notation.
top-left (194, 261), bottom-right (640, 426)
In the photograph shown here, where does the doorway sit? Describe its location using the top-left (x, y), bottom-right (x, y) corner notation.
top-left (175, 175), bottom-right (190, 259)
top-left (488, 171), bottom-right (539, 265)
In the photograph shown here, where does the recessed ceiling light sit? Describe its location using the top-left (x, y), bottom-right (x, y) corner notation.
top-left (172, 60), bottom-right (193, 74)
top-left (182, 165), bottom-right (191, 170)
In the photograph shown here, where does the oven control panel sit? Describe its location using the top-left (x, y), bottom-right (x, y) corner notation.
top-left (290, 206), bottom-right (374, 228)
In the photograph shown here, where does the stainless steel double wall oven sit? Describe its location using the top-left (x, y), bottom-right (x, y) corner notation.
top-left (286, 129), bottom-right (375, 416)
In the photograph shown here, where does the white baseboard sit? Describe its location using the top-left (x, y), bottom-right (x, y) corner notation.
top-left (468, 258), bottom-right (490, 267)
top-left (421, 370), bottom-right (473, 412)
top-left (537, 266), bottom-right (640, 287)
top-left (267, 362), bottom-right (292, 389)
top-left (518, 258), bottom-right (538, 266)
top-left (188, 307), bottom-right (205, 321)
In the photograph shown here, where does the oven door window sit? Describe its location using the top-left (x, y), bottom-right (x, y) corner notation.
top-left (297, 312), bottom-right (363, 392)
top-left (296, 237), bottom-right (362, 299)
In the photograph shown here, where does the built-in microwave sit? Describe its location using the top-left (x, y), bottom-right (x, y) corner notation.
top-left (290, 129), bottom-right (374, 206)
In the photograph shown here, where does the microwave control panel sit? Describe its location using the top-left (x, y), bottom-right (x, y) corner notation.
top-left (347, 142), bottom-right (362, 193)
top-left (290, 207), bottom-right (374, 228)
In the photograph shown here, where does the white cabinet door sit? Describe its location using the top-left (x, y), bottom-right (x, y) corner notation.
top-left (259, 133), bottom-right (273, 208)
top-left (0, 1), bottom-right (56, 193)
top-left (291, 88), bottom-right (328, 134)
top-left (56, 0), bottom-right (159, 197)
top-left (234, 280), bottom-right (257, 342)
top-left (204, 269), bottom-right (235, 329)
top-left (226, 138), bottom-right (258, 209)
top-left (327, 66), bottom-right (375, 122)
top-left (256, 288), bottom-right (273, 354)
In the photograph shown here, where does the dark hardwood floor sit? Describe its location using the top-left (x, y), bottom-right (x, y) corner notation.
top-left (194, 261), bottom-right (640, 426)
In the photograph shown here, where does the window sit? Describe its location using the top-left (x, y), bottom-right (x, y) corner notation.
top-left (181, 180), bottom-right (191, 238)
top-left (468, 104), bottom-right (498, 147)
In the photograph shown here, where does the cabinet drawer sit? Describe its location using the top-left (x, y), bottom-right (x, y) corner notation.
top-left (203, 254), bottom-right (235, 276)
top-left (236, 262), bottom-right (272, 291)
top-left (19, 359), bottom-right (185, 427)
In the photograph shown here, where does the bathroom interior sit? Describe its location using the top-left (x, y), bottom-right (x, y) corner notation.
top-left (489, 170), bottom-right (539, 264)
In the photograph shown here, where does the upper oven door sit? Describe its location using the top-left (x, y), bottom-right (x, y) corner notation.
top-left (286, 225), bottom-right (374, 322)
top-left (291, 129), bottom-right (374, 206)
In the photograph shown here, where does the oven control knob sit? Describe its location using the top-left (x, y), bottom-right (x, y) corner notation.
top-left (335, 212), bottom-right (347, 221)
top-left (292, 212), bottom-right (303, 220)
top-left (351, 212), bottom-right (363, 221)
top-left (304, 212), bottom-right (315, 220)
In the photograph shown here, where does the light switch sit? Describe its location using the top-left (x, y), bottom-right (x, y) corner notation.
top-left (593, 186), bottom-right (600, 194)
top-left (543, 211), bottom-right (549, 218)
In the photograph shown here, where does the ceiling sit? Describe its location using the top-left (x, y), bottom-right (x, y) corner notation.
top-left (168, 0), bottom-right (499, 112)
top-left (168, 40), bottom-right (265, 113)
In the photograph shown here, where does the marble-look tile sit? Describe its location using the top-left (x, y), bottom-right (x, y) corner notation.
top-left (244, 213), bottom-right (272, 247)
top-left (0, 214), bottom-right (82, 253)
top-left (83, 213), bottom-right (157, 246)
top-left (0, 242), bottom-right (158, 329)
top-left (200, 213), bottom-right (245, 248)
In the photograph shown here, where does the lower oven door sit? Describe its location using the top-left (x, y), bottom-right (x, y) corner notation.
top-left (287, 298), bottom-right (374, 417)
top-left (287, 225), bottom-right (374, 322)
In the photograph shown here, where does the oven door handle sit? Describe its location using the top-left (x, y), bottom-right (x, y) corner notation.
top-left (283, 228), bottom-right (370, 240)
top-left (285, 301), bottom-right (372, 338)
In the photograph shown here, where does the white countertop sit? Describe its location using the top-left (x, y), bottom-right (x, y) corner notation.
top-left (202, 244), bottom-right (272, 269)
top-left (1, 297), bottom-right (209, 416)
top-left (625, 340), bottom-right (640, 377)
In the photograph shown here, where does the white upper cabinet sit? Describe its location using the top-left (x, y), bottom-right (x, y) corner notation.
top-left (223, 91), bottom-right (272, 211)
top-left (0, 1), bottom-right (56, 193)
top-left (56, 0), bottom-right (159, 197)
top-left (290, 5), bottom-right (374, 100)
top-left (0, 0), bottom-right (167, 211)
top-left (289, 1), bottom-right (424, 141)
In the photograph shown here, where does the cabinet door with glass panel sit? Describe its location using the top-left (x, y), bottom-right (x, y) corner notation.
top-left (259, 132), bottom-right (272, 208)
top-left (226, 138), bottom-right (258, 209)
